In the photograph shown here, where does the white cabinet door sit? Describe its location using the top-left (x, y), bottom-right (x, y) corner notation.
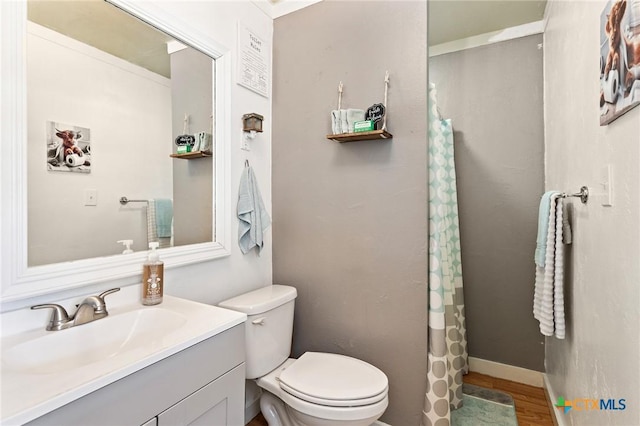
top-left (158, 365), bottom-right (245, 426)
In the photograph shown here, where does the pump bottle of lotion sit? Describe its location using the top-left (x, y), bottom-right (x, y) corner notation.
top-left (142, 242), bottom-right (163, 305)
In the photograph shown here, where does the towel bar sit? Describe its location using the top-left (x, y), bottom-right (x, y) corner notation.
top-left (119, 197), bottom-right (148, 205)
top-left (561, 186), bottom-right (589, 204)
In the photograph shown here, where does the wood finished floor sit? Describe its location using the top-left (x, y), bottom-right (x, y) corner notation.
top-left (246, 371), bottom-right (554, 426)
top-left (464, 371), bottom-right (554, 426)
top-left (247, 412), bottom-right (268, 426)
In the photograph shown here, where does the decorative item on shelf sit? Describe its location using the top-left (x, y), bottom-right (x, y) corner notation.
top-left (176, 144), bottom-right (192, 154)
top-left (192, 131), bottom-right (212, 154)
top-left (242, 113), bottom-right (263, 151)
top-left (326, 71), bottom-right (392, 142)
top-left (242, 113), bottom-right (264, 133)
top-left (175, 113), bottom-right (196, 153)
top-left (354, 120), bottom-right (375, 133)
top-left (171, 113), bottom-right (213, 158)
top-left (365, 103), bottom-right (386, 130)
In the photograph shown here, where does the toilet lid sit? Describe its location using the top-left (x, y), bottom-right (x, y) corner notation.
top-left (279, 352), bottom-right (388, 407)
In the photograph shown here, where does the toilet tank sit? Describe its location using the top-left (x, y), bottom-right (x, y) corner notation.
top-left (219, 285), bottom-right (297, 379)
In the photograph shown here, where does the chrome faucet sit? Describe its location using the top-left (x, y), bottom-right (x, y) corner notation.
top-left (31, 288), bottom-right (120, 331)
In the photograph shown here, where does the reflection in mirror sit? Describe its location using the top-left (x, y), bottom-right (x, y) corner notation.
top-left (26, 0), bottom-right (214, 266)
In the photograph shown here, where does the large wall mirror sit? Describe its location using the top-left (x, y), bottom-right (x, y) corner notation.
top-left (0, 0), bottom-right (232, 307)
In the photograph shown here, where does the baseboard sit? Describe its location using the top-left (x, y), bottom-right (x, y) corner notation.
top-left (468, 357), bottom-right (544, 387)
top-left (244, 397), bottom-right (261, 426)
top-left (543, 373), bottom-right (567, 426)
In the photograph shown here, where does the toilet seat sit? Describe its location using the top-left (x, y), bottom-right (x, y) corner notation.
top-left (280, 382), bottom-right (387, 407)
top-left (279, 387), bottom-right (389, 423)
top-left (279, 352), bottom-right (388, 407)
top-left (256, 355), bottom-right (389, 423)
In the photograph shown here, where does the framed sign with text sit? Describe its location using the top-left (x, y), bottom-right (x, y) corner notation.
top-left (237, 22), bottom-right (270, 98)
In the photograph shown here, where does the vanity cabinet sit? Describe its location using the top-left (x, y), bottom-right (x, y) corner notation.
top-left (26, 324), bottom-right (245, 426)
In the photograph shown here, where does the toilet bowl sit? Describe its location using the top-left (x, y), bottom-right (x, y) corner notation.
top-left (258, 356), bottom-right (388, 426)
top-left (219, 285), bottom-right (389, 426)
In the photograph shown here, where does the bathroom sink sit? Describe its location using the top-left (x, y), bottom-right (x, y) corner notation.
top-left (3, 308), bottom-right (187, 375)
top-left (1, 294), bottom-right (246, 425)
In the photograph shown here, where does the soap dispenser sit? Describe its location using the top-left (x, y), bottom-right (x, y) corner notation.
top-left (142, 242), bottom-right (164, 305)
top-left (117, 239), bottom-right (134, 254)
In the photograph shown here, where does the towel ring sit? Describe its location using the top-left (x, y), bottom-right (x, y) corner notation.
top-left (561, 186), bottom-right (589, 204)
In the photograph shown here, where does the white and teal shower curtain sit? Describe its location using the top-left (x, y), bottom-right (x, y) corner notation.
top-left (422, 83), bottom-right (468, 426)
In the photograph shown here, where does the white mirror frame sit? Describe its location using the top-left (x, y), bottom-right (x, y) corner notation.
top-left (0, 0), bottom-right (232, 307)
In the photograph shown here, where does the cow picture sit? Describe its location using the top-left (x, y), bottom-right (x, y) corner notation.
top-left (46, 121), bottom-right (91, 173)
top-left (600, 0), bottom-right (640, 125)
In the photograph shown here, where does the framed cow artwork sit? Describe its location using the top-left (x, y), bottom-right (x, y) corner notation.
top-left (599, 0), bottom-right (640, 125)
top-left (46, 121), bottom-right (92, 173)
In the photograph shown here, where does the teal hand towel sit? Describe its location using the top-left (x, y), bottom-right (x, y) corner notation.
top-left (535, 191), bottom-right (560, 267)
top-left (237, 165), bottom-right (270, 254)
top-left (154, 198), bottom-right (173, 238)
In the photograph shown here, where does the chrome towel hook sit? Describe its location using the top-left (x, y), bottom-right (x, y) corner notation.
top-left (561, 186), bottom-right (589, 204)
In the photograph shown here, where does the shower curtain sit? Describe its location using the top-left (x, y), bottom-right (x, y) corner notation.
top-left (422, 83), bottom-right (468, 426)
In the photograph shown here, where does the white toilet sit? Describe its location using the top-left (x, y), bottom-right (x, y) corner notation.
top-left (219, 285), bottom-right (389, 426)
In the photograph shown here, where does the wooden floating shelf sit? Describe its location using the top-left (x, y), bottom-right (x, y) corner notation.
top-left (326, 129), bottom-right (393, 143)
top-left (169, 150), bottom-right (212, 159)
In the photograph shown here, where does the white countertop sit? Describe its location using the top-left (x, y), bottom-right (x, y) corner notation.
top-left (0, 295), bottom-right (246, 425)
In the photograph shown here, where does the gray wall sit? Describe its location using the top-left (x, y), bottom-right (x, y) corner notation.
top-left (272, 1), bottom-right (428, 425)
top-left (429, 34), bottom-right (545, 371)
top-left (170, 47), bottom-right (213, 246)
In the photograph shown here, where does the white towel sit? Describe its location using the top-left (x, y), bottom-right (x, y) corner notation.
top-left (340, 109), bottom-right (349, 134)
top-left (553, 200), bottom-right (566, 338)
top-left (331, 110), bottom-right (341, 134)
top-left (237, 165), bottom-right (270, 254)
top-left (346, 109), bottom-right (365, 133)
top-left (533, 194), bottom-right (567, 339)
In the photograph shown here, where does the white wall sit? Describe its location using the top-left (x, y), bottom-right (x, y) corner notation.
top-left (544, 1), bottom-right (640, 425)
top-left (143, 1), bottom-right (273, 304)
top-left (27, 23), bottom-right (173, 265)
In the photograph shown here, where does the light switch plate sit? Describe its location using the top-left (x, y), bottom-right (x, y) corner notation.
top-left (601, 165), bottom-right (613, 207)
top-left (84, 189), bottom-right (98, 206)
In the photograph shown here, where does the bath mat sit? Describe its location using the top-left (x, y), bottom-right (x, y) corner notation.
top-left (451, 384), bottom-right (518, 426)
